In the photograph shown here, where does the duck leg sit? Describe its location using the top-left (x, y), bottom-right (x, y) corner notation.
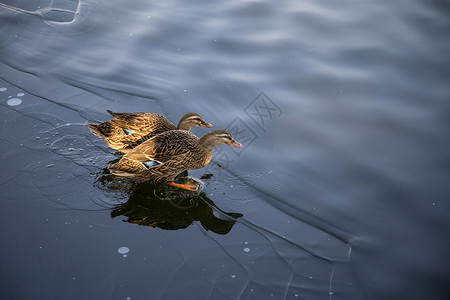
top-left (169, 181), bottom-right (198, 191)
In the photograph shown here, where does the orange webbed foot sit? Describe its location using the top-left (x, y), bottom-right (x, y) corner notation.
top-left (169, 181), bottom-right (198, 191)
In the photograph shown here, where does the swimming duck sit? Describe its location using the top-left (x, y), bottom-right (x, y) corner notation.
top-left (88, 110), bottom-right (212, 153)
top-left (108, 129), bottom-right (242, 191)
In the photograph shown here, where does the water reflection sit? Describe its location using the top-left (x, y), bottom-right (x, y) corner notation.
top-left (95, 166), bottom-right (243, 234)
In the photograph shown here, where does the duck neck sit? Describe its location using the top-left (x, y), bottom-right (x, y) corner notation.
top-left (198, 132), bottom-right (217, 152)
top-left (177, 120), bottom-right (189, 131)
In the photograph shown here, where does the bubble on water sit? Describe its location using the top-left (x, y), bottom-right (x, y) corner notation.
top-left (231, 274), bottom-right (236, 278)
top-left (7, 98), bottom-right (22, 106)
top-left (118, 246), bottom-right (129, 255)
top-left (17, 93), bottom-right (25, 97)
top-left (244, 248), bottom-right (250, 252)
top-left (0, 87), bottom-right (7, 92)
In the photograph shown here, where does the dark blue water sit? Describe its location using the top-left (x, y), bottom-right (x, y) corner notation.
top-left (1, 0), bottom-right (450, 299)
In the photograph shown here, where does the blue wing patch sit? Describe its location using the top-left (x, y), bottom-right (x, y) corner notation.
top-left (124, 129), bottom-right (135, 135)
top-left (142, 160), bottom-right (162, 169)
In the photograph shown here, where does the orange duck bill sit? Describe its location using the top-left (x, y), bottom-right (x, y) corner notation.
top-left (229, 140), bottom-right (242, 148)
top-left (200, 121), bottom-right (213, 128)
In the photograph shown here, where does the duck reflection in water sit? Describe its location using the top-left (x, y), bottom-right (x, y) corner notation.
top-left (96, 170), bottom-right (243, 234)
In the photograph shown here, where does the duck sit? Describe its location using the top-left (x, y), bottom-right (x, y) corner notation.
top-left (108, 129), bottom-right (242, 191)
top-left (88, 110), bottom-right (212, 153)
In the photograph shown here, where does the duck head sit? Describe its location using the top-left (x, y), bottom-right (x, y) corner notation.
top-left (199, 129), bottom-right (242, 149)
top-left (178, 112), bottom-right (212, 130)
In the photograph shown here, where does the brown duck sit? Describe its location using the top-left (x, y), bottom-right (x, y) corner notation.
top-left (108, 129), bottom-right (242, 191)
top-left (88, 110), bottom-right (212, 153)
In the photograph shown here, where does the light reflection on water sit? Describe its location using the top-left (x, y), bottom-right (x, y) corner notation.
top-left (1, 0), bottom-right (450, 299)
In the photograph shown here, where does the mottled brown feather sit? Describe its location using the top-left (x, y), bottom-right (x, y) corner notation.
top-left (108, 130), bottom-right (235, 184)
top-left (88, 111), bottom-right (209, 152)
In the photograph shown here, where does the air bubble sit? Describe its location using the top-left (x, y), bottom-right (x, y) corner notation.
top-left (118, 246), bottom-right (129, 256)
top-left (7, 98), bottom-right (22, 106)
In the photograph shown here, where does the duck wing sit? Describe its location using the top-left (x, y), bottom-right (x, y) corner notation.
top-left (124, 130), bottom-right (198, 164)
top-left (109, 112), bottom-right (176, 134)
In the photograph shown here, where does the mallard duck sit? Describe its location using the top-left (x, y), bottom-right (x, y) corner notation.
top-left (88, 110), bottom-right (212, 153)
top-left (108, 129), bottom-right (242, 191)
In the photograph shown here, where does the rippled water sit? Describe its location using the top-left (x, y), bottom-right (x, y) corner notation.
top-left (1, 0), bottom-right (449, 299)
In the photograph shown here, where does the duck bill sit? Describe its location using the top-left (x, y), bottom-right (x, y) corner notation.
top-left (229, 141), bottom-right (242, 148)
top-left (200, 122), bottom-right (213, 128)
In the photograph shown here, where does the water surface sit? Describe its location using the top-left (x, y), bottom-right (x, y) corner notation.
top-left (1, 0), bottom-right (449, 299)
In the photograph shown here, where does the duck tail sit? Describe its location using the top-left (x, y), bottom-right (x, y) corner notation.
top-left (88, 123), bottom-right (106, 139)
top-left (108, 163), bottom-right (136, 177)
